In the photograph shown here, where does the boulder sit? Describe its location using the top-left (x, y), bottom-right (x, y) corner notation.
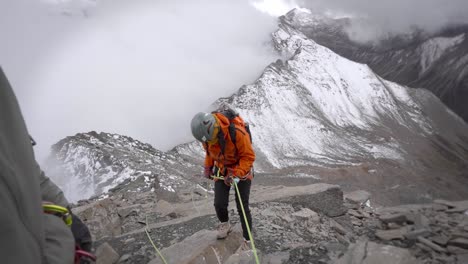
top-left (148, 226), bottom-right (246, 264)
top-left (434, 200), bottom-right (468, 213)
top-left (379, 213), bottom-right (409, 225)
top-left (430, 235), bottom-right (450, 246)
top-left (344, 190), bottom-right (371, 206)
top-left (96, 242), bottom-right (120, 264)
top-left (255, 183), bottom-right (346, 217)
top-left (375, 227), bottom-right (408, 241)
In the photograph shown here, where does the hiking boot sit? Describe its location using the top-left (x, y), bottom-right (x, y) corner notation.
top-left (235, 239), bottom-right (252, 254)
top-left (216, 221), bottom-right (232, 239)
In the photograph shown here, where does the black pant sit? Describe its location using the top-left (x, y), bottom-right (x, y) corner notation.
top-left (214, 180), bottom-right (252, 240)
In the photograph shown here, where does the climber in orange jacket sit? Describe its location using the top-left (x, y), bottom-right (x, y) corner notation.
top-left (191, 110), bottom-right (255, 251)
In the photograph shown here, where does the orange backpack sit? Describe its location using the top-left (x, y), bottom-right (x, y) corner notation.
top-left (212, 107), bottom-right (252, 154)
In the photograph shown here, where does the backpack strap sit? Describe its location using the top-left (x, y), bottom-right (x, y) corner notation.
top-left (218, 129), bottom-right (227, 155)
top-left (228, 123), bottom-right (237, 145)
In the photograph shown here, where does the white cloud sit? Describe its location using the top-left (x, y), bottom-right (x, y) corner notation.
top-left (297, 0), bottom-right (468, 42)
top-left (1, 0), bottom-right (278, 162)
top-left (252, 0), bottom-right (298, 17)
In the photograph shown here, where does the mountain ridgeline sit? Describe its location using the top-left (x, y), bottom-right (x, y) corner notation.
top-left (47, 8), bottom-right (468, 206)
top-left (280, 9), bottom-right (468, 123)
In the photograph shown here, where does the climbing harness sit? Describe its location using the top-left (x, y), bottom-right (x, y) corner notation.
top-left (43, 204), bottom-right (98, 263)
top-left (145, 216), bottom-right (168, 264)
top-left (42, 204), bottom-right (72, 226)
top-left (75, 245), bottom-right (97, 263)
top-left (211, 175), bottom-right (260, 264)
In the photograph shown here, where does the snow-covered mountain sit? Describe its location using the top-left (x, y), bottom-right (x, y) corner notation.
top-left (46, 8), bottom-right (468, 204)
top-left (45, 131), bottom-right (202, 202)
top-left (280, 9), bottom-right (468, 123)
top-left (175, 12), bottom-right (468, 170)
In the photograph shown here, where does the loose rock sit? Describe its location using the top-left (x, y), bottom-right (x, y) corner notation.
top-left (344, 190), bottom-right (371, 206)
top-left (417, 237), bottom-right (447, 253)
top-left (96, 242), bottom-right (120, 264)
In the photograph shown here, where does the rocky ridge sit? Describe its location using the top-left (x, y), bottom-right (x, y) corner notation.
top-left (73, 182), bottom-right (468, 264)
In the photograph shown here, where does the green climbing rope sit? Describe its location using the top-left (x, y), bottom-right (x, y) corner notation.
top-left (145, 216), bottom-right (168, 264)
top-left (211, 175), bottom-right (260, 264)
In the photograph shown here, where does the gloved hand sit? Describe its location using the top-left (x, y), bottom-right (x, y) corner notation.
top-left (224, 168), bottom-right (236, 186)
top-left (224, 174), bottom-right (233, 186)
top-left (204, 166), bottom-right (213, 179)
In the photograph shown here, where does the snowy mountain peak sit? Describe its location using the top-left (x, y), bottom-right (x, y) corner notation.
top-left (47, 12), bottom-right (468, 203)
top-left (281, 8), bottom-right (468, 123)
top-left (46, 131), bottom-right (197, 202)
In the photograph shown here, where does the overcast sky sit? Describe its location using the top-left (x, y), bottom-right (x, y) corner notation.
top-left (2, 0), bottom-right (467, 164)
top-left (1, 0), bottom-right (279, 163)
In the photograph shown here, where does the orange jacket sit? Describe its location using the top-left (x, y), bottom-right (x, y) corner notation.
top-left (204, 113), bottom-right (255, 177)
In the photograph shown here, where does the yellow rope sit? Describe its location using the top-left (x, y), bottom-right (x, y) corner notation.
top-left (145, 216), bottom-right (168, 264)
top-left (211, 175), bottom-right (260, 264)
